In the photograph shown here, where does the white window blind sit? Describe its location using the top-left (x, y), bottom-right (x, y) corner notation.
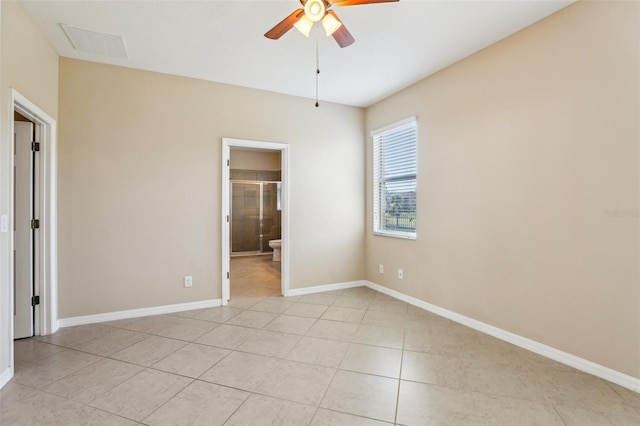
top-left (372, 118), bottom-right (417, 239)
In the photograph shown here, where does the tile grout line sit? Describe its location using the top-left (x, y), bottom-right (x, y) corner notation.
top-left (394, 306), bottom-right (408, 425)
top-left (551, 405), bottom-right (569, 426)
top-left (312, 312), bottom-right (355, 424)
top-left (139, 376), bottom-right (197, 424)
top-left (14, 348), bottom-right (150, 424)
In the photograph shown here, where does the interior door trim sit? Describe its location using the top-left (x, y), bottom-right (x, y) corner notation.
top-left (221, 138), bottom-right (290, 304)
top-left (4, 89), bottom-right (59, 388)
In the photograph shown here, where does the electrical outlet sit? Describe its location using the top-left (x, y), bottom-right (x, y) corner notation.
top-left (184, 276), bottom-right (193, 288)
top-left (379, 264), bottom-right (384, 274)
top-left (397, 269), bottom-right (404, 280)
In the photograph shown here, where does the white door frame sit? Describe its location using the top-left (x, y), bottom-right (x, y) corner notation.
top-left (8, 89), bottom-right (58, 369)
top-left (221, 138), bottom-right (290, 303)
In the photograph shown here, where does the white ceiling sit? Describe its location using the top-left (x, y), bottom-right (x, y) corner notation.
top-left (19, 0), bottom-right (573, 108)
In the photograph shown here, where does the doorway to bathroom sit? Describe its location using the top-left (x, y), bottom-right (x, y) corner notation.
top-left (230, 178), bottom-right (281, 297)
top-left (221, 139), bottom-right (290, 304)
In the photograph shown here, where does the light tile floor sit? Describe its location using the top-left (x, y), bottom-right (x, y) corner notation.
top-left (230, 255), bottom-right (281, 298)
top-left (3, 287), bottom-right (640, 425)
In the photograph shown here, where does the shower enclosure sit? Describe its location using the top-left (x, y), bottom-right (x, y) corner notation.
top-left (231, 180), bottom-right (281, 255)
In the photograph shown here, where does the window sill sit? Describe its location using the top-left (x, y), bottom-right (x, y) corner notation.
top-left (373, 231), bottom-right (416, 240)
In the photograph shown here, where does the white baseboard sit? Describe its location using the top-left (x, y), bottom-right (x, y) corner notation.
top-left (287, 280), bottom-right (368, 297)
top-left (0, 367), bottom-right (13, 389)
top-left (365, 280), bottom-right (640, 393)
top-left (58, 299), bottom-right (222, 328)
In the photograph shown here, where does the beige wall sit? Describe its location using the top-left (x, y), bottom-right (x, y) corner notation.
top-left (58, 58), bottom-right (365, 318)
top-left (231, 149), bottom-right (281, 172)
top-left (0, 1), bottom-right (58, 379)
top-left (365, 1), bottom-right (639, 378)
top-left (2, 0), bottom-right (636, 386)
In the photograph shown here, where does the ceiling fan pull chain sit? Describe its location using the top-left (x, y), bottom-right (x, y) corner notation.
top-left (315, 35), bottom-right (320, 107)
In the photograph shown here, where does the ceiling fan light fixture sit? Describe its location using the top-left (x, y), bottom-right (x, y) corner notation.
top-left (304, 0), bottom-right (326, 22)
top-left (293, 15), bottom-right (314, 37)
top-left (321, 13), bottom-right (342, 36)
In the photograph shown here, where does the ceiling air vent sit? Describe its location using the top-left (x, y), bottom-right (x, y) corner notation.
top-left (60, 24), bottom-right (128, 59)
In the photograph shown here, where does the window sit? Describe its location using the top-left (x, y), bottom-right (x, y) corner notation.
top-left (372, 117), bottom-right (417, 239)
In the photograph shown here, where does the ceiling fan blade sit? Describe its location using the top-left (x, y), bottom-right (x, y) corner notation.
top-left (264, 8), bottom-right (304, 40)
top-left (330, 0), bottom-right (398, 6)
top-left (328, 11), bottom-right (355, 48)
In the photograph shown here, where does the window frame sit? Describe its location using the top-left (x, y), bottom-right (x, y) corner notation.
top-left (371, 116), bottom-right (418, 240)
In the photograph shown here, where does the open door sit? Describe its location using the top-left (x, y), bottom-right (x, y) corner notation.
top-left (14, 121), bottom-right (38, 339)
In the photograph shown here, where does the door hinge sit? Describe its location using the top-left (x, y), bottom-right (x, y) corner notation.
top-left (227, 215), bottom-right (229, 223)
top-left (227, 272), bottom-right (230, 279)
top-left (32, 295), bottom-right (40, 306)
top-left (31, 219), bottom-right (40, 229)
top-left (31, 142), bottom-right (40, 152)
top-left (227, 159), bottom-right (230, 167)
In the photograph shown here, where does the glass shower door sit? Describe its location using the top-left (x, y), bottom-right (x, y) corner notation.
top-left (261, 182), bottom-right (281, 252)
top-left (231, 182), bottom-right (261, 253)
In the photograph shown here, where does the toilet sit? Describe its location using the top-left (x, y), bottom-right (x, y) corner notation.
top-left (268, 239), bottom-right (281, 262)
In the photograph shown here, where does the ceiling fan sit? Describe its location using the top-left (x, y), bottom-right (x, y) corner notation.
top-left (265, 0), bottom-right (399, 48)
